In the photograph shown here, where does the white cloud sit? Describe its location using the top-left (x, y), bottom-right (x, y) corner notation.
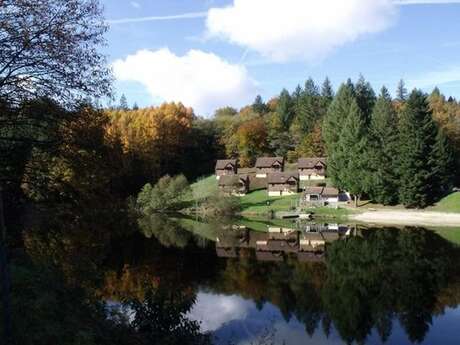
top-left (206, 0), bottom-right (399, 62)
top-left (112, 48), bottom-right (258, 115)
top-left (107, 12), bottom-right (207, 24)
top-left (186, 293), bottom-right (254, 332)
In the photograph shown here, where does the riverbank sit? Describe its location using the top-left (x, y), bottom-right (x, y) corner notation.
top-left (351, 210), bottom-right (460, 227)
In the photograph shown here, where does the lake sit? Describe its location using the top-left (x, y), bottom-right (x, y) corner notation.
top-left (97, 216), bottom-right (460, 345)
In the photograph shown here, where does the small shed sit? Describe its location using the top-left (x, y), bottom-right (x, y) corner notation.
top-left (218, 174), bottom-right (250, 196)
top-left (215, 159), bottom-right (238, 179)
top-left (267, 172), bottom-right (299, 196)
top-left (255, 157), bottom-right (284, 178)
top-left (298, 157), bottom-right (327, 181)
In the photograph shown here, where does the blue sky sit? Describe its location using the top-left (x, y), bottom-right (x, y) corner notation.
top-left (101, 0), bottom-right (460, 115)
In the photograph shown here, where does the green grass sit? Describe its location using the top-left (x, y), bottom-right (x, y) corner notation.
top-left (431, 227), bottom-right (460, 246)
top-left (240, 190), bottom-right (300, 215)
top-left (301, 207), bottom-right (351, 222)
top-left (429, 192), bottom-right (460, 213)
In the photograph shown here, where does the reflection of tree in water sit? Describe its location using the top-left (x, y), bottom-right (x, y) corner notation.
top-left (323, 227), bottom-right (456, 344)
top-left (138, 213), bottom-right (208, 249)
top-left (211, 227), bottom-right (460, 344)
top-left (125, 285), bottom-right (212, 345)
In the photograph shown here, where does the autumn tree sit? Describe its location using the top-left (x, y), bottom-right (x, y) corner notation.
top-left (105, 103), bottom-right (195, 192)
top-left (234, 118), bottom-right (268, 167)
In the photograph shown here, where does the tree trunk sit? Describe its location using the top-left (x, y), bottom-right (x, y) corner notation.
top-left (354, 195), bottom-right (358, 208)
top-left (0, 188), bottom-right (12, 344)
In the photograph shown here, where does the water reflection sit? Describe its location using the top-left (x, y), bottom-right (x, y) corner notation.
top-left (216, 224), bottom-right (352, 262)
top-left (19, 211), bottom-right (460, 345)
top-left (133, 216), bottom-right (460, 344)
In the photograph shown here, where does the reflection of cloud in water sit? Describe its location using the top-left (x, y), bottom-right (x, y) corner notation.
top-left (187, 292), bottom-right (254, 332)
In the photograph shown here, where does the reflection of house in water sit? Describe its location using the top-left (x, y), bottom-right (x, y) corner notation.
top-left (215, 224), bottom-right (352, 262)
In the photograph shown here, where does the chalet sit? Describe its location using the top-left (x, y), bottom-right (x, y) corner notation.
top-left (218, 174), bottom-right (250, 196)
top-left (267, 172), bottom-right (299, 196)
top-left (255, 157), bottom-right (284, 178)
top-left (303, 186), bottom-right (339, 204)
top-left (298, 157), bottom-right (327, 180)
top-left (215, 159), bottom-right (238, 180)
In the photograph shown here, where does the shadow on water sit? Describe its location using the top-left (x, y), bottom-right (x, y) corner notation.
top-left (7, 207), bottom-right (460, 345)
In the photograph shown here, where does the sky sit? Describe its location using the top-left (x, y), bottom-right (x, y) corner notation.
top-left (102, 0), bottom-right (460, 116)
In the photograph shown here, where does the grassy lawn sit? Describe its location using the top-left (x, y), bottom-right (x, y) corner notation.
top-left (240, 190), bottom-right (300, 215)
top-left (429, 192), bottom-right (460, 213)
top-left (431, 227), bottom-right (460, 246)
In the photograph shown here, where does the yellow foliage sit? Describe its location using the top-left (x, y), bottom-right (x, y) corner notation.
top-left (105, 102), bottom-right (194, 157)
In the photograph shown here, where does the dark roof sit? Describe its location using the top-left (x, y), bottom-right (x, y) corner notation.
top-left (255, 157), bottom-right (284, 168)
top-left (215, 159), bottom-right (237, 170)
top-left (218, 174), bottom-right (248, 186)
top-left (298, 157), bottom-right (327, 169)
top-left (304, 186), bottom-right (339, 197)
top-left (267, 172), bottom-right (299, 184)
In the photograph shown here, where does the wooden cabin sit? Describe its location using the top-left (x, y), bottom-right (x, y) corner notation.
top-left (218, 174), bottom-right (250, 196)
top-left (255, 157), bottom-right (284, 178)
top-left (303, 186), bottom-right (339, 204)
top-left (267, 172), bottom-right (299, 196)
top-left (298, 157), bottom-right (327, 181)
top-left (215, 159), bottom-right (237, 180)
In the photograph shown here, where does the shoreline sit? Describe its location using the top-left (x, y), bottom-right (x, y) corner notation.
top-left (350, 210), bottom-right (460, 227)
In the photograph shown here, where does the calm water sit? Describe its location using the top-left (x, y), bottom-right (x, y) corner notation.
top-left (102, 216), bottom-right (460, 345)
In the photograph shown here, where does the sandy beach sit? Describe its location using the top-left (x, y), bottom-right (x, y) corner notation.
top-left (351, 210), bottom-right (460, 227)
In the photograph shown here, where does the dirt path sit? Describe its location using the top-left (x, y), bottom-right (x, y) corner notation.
top-left (351, 210), bottom-right (460, 227)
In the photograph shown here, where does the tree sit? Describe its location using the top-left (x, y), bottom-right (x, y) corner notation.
top-left (367, 87), bottom-right (400, 204)
top-left (335, 100), bottom-right (370, 206)
top-left (322, 83), bottom-right (355, 154)
top-left (252, 95), bottom-right (267, 114)
top-left (276, 89), bottom-right (294, 130)
top-left (235, 118), bottom-right (268, 167)
top-left (119, 94), bottom-right (129, 110)
top-left (214, 106), bottom-right (237, 118)
top-left (398, 90), bottom-right (439, 207)
top-left (294, 122), bottom-right (325, 158)
top-left (396, 79), bottom-right (408, 102)
top-left (0, 0), bottom-right (111, 104)
top-left (137, 175), bottom-right (191, 213)
top-left (321, 77), bottom-right (334, 104)
top-left (354, 75), bottom-right (376, 122)
top-left (430, 129), bottom-right (456, 197)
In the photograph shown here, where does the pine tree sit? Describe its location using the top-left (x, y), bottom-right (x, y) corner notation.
top-left (367, 87), bottom-right (400, 204)
top-left (322, 83), bottom-right (355, 154)
top-left (396, 79), bottom-right (408, 101)
top-left (398, 90), bottom-right (438, 207)
top-left (335, 99), bottom-right (370, 206)
top-left (276, 88), bottom-right (294, 130)
top-left (119, 94), bottom-right (129, 110)
top-left (355, 75), bottom-right (376, 122)
top-left (430, 129), bottom-right (455, 198)
top-left (321, 77), bottom-right (334, 109)
top-left (292, 78), bottom-right (321, 136)
top-left (252, 95), bottom-right (267, 114)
